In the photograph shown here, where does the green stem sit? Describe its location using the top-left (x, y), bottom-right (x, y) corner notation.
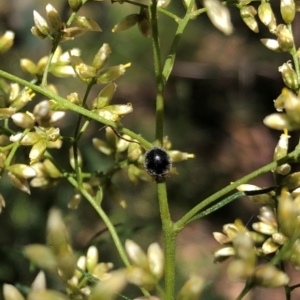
top-left (235, 280), bottom-right (253, 300)
top-left (175, 147), bottom-right (300, 230)
top-left (157, 182), bottom-right (176, 300)
top-left (67, 176), bottom-right (150, 297)
top-left (288, 23), bottom-right (300, 87)
top-left (150, 0), bottom-right (164, 145)
top-left (0, 70), bottom-right (152, 149)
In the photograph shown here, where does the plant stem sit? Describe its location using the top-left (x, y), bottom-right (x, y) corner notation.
top-left (150, 0), bottom-right (164, 145)
top-left (288, 23), bottom-right (300, 87)
top-left (0, 70), bottom-right (152, 149)
top-left (157, 182), bottom-right (176, 300)
top-left (175, 147), bottom-right (300, 230)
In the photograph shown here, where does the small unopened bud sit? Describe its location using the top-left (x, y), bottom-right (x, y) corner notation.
top-left (9, 164), bottom-right (37, 179)
top-left (0, 31), bottom-right (14, 54)
top-left (3, 284), bottom-right (25, 300)
top-left (254, 265), bottom-right (289, 287)
top-left (68, 0), bottom-right (82, 10)
top-left (20, 59), bottom-right (38, 75)
top-left (69, 147), bottom-right (82, 170)
top-left (281, 62), bottom-right (298, 90)
top-left (31, 26), bottom-right (47, 39)
top-left (261, 38), bottom-right (281, 52)
top-left (177, 276), bottom-right (204, 300)
top-left (281, 0), bottom-right (296, 24)
top-left (29, 139), bottom-right (47, 164)
top-left (7, 172), bottom-right (31, 194)
top-left (274, 132), bottom-right (290, 160)
top-left (92, 43), bottom-right (111, 70)
top-left (86, 246), bottom-right (99, 273)
top-left (125, 240), bottom-right (148, 269)
top-left (167, 150), bottom-right (194, 162)
top-left (46, 4), bottom-right (62, 31)
top-left (92, 83), bottom-right (116, 109)
top-left (126, 266), bottom-right (156, 290)
top-left (75, 16), bottom-right (102, 31)
top-left (157, 0), bottom-right (171, 8)
top-left (33, 10), bottom-right (50, 36)
top-left (147, 243), bottom-right (164, 279)
top-left (128, 143), bottom-right (142, 161)
top-left (203, 0), bottom-right (233, 35)
top-left (283, 87), bottom-right (300, 122)
top-left (263, 113), bottom-right (298, 131)
top-left (97, 63), bottom-right (131, 84)
top-left (258, 2), bottom-right (276, 32)
top-left (112, 14), bottom-right (139, 32)
top-left (240, 6), bottom-right (259, 33)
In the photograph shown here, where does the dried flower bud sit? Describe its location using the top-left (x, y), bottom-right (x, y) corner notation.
top-left (33, 10), bottom-right (50, 36)
top-left (46, 4), bottom-right (62, 31)
top-left (112, 14), bottom-right (139, 33)
top-left (258, 2), bottom-right (276, 32)
top-left (97, 63), bottom-right (131, 84)
top-left (240, 6), bottom-right (259, 33)
top-left (276, 24), bottom-right (294, 52)
top-left (0, 31), bottom-right (14, 54)
top-left (203, 0), bottom-right (233, 35)
top-left (92, 43), bottom-right (111, 70)
top-left (62, 26), bottom-right (88, 39)
top-left (281, 0), bottom-right (296, 24)
top-left (138, 9), bottom-right (151, 37)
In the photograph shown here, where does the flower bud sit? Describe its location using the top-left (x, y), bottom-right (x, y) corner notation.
top-left (92, 83), bottom-right (116, 109)
top-left (31, 26), bottom-right (47, 39)
top-left (112, 14), bottom-right (139, 32)
top-left (260, 38), bottom-right (281, 52)
top-left (0, 193), bottom-right (5, 214)
top-left (11, 112), bottom-right (35, 129)
top-left (75, 63), bottom-right (97, 81)
top-left (62, 26), bottom-right (88, 39)
top-left (7, 172), bottom-right (31, 194)
top-left (68, 193), bottom-right (81, 209)
top-left (157, 0), bottom-right (171, 8)
top-left (3, 284), bottom-right (25, 300)
top-left (69, 147), bottom-right (82, 170)
top-left (262, 238), bottom-right (280, 254)
top-left (276, 24), bottom-right (294, 52)
top-left (8, 164), bottom-right (37, 179)
top-left (252, 222), bottom-right (277, 235)
top-left (258, 2), bottom-right (276, 32)
top-left (282, 172), bottom-right (300, 190)
top-left (147, 243), bottom-right (164, 279)
top-left (86, 246), bottom-right (98, 273)
top-left (128, 142), bottom-right (142, 161)
top-left (75, 16), bottom-right (102, 31)
top-left (33, 10), bottom-right (50, 36)
top-left (177, 276), bottom-right (204, 300)
top-left (68, 0), bottom-right (82, 10)
top-left (125, 240), bottom-right (148, 269)
top-left (92, 43), bottom-right (111, 70)
top-left (46, 4), bottom-right (62, 31)
top-left (283, 88), bottom-right (300, 122)
top-left (92, 138), bottom-right (112, 155)
top-left (263, 113), bottom-right (299, 131)
top-left (138, 9), bottom-right (151, 37)
top-left (167, 150), bottom-right (194, 162)
top-left (281, 0), bottom-right (296, 24)
top-left (67, 92), bottom-right (81, 105)
top-left (97, 63), bottom-right (131, 84)
top-left (274, 90), bottom-right (286, 111)
top-left (43, 159), bottom-right (61, 178)
top-left (203, 0), bottom-right (233, 35)
top-left (29, 139), bottom-right (47, 164)
top-left (240, 6), bottom-right (259, 33)
top-left (20, 59), bottom-right (38, 75)
top-left (126, 266), bottom-right (156, 290)
top-left (274, 132), bottom-right (290, 160)
top-left (0, 31), bottom-right (14, 54)
top-left (254, 264), bottom-right (289, 287)
top-left (0, 107), bottom-right (16, 120)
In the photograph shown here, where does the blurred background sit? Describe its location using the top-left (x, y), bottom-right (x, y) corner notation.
top-left (0, 0), bottom-right (299, 299)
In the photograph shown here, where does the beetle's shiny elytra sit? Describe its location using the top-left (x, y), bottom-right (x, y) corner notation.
top-left (144, 147), bottom-right (171, 182)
